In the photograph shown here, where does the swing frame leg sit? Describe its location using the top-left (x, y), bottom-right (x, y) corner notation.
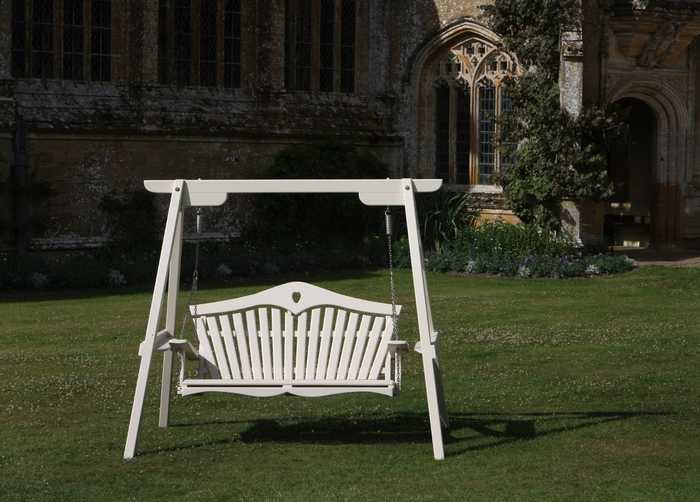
top-left (159, 211), bottom-right (184, 427)
top-left (402, 179), bottom-right (448, 460)
top-left (124, 181), bottom-right (184, 460)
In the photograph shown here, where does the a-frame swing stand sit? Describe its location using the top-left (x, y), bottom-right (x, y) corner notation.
top-left (123, 179), bottom-right (449, 460)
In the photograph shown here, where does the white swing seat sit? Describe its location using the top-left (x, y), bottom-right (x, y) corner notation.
top-left (167, 282), bottom-right (407, 398)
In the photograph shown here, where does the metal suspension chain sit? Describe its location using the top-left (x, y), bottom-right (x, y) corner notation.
top-left (385, 207), bottom-right (402, 390)
top-left (385, 207), bottom-right (398, 339)
top-left (177, 208), bottom-right (202, 339)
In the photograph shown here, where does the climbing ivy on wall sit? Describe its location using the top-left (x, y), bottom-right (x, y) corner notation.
top-left (481, 0), bottom-right (624, 232)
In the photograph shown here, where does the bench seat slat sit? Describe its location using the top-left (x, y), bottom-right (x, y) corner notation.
top-left (232, 313), bottom-right (252, 380)
top-left (206, 317), bottom-right (231, 379)
top-left (219, 315), bottom-right (242, 379)
top-left (245, 310), bottom-right (262, 380)
top-left (315, 307), bottom-right (335, 380)
top-left (305, 308), bottom-right (322, 380)
top-left (325, 309), bottom-right (347, 380)
top-left (258, 308), bottom-right (273, 380)
top-left (336, 312), bottom-right (359, 381)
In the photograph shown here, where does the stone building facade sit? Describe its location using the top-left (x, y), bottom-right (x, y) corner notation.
top-left (1, 0), bottom-right (699, 251)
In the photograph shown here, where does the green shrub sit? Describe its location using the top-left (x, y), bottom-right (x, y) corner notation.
top-left (244, 142), bottom-right (390, 269)
top-left (453, 222), bottom-right (576, 262)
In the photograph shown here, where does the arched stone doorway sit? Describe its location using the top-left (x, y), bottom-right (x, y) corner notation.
top-left (605, 98), bottom-right (657, 248)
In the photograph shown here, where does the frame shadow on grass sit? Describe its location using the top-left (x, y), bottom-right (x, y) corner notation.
top-left (151, 410), bottom-right (671, 458)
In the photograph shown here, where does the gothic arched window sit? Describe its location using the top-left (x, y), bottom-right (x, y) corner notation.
top-left (431, 38), bottom-right (518, 186)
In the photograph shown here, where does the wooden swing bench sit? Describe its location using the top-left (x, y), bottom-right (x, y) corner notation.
top-left (163, 281), bottom-right (407, 398)
top-left (124, 179), bottom-right (448, 461)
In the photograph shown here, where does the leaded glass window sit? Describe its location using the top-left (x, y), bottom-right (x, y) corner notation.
top-left (91, 0), bottom-right (111, 81)
top-left (199, 0), bottom-right (217, 87)
top-left (31, 0), bottom-right (54, 78)
top-left (224, 0), bottom-right (241, 89)
top-left (455, 86), bottom-right (470, 185)
top-left (286, 0), bottom-right (312, 91)
top-left (319, 0), bottom-right (335, 92)
top-left (340, 0), bottom-right (355, 93)
top-left (63, 0), bottom-right (84, 80)
top-left (285, 0), bottom-right (358, 93)
top-left (478, 81), bottom-right (496, 184)
top-left (12, 0), bottom-right (113, 81)
top-left (434, 83), bottom-right (450, 183)
top-left (12, 0), bottom-right (27, 78)
top-left (174, 0), bottom-right (192, 85)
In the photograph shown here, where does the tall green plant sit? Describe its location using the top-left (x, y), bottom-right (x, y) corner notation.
top-left (481, 0), bottom-right (624, 232)
top-left (421, 192), bottom-right (475, 253)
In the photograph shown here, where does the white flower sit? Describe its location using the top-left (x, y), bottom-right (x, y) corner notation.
top-left (107, 269), bottom-right (127, 287)
top-left (518, 264), bottom-right (532, 278)
top-left (586, 264), bottom-right (600, 275)
top-left (216, 263), bottom-right (233, 278)
top-left (29, 272), bottom-right (49, 289)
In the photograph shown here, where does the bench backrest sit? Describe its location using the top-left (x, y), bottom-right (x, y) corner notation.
top-left (190, 282), bottom-right (402, 382)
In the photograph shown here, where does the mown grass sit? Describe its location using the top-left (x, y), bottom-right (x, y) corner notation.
top-left (2, 267), bottom-right (699, 501)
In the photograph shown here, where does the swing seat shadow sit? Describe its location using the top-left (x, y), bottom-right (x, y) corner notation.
top-left (158, 410), bottom-right (670, 457)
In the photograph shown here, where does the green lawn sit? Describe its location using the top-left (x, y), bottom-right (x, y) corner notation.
top-left (2, 267), bottom-right (699, 501)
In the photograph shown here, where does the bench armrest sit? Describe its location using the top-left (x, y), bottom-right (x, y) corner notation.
top-left (167, 339), bottom-right (199, 360)
top-left (387, 340), bottom-right (409, 354)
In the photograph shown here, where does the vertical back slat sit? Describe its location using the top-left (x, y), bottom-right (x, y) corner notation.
top-left (271, 308), bottom-right (283, 380)
top-left (347, 314), bottom-right (373, 380)
top-left (325, 309), bottom-right (348, 380)
top-left (315, 307), bottom-right (335, 380)
top-left (232, 312), bottom-right (252, 379)
top-left (258, 308), bottom-right (273, 380)
top-left (368, 316), bottom-right (395, 379)
top-left (219, 315), bottom-right (242, 379)
top-left (294, 312), bottom-right (308, 380)
top-left (283, 311), bottom-right (294, 380)
top-left (336, 312), bottom-right (360, 380)
top-left (194, 317), bottom-right (220, 378)
top-left (206, 316), bottom-right (231, 379)
top-left (245, 310), bottom-right (263, 380)
top-left (358, 316), bottom-right (385, 380)
top-left (305, 308), bottom-right (322, 379)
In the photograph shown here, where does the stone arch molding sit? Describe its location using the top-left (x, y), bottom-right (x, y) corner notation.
top-left (608, 79), bottom-right (689, 184)
top-left (608, 79), bottom-right (687, 137)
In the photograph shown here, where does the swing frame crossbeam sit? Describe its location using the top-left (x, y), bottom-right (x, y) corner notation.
top-left (123, 178), bottom-right (449, 461)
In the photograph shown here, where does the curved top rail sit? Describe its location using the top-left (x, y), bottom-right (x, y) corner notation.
top-left (144, 179), bottom-right (443, 207)
top-left (190, 281), bottom-right (402, 317)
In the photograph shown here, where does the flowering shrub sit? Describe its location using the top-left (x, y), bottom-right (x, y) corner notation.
top-left (397, 222), bottom-right (635, 279)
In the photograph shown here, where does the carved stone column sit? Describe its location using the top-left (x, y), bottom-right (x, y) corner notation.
top-left (560, 27), bottom-right (584, 117)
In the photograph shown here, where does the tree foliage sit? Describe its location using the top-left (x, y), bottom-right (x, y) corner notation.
top-left (481, 0), bottom-right (624, 232)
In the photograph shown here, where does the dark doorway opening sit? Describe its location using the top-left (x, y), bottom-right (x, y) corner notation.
top-left (605, 98), bottom-right (657, 248)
